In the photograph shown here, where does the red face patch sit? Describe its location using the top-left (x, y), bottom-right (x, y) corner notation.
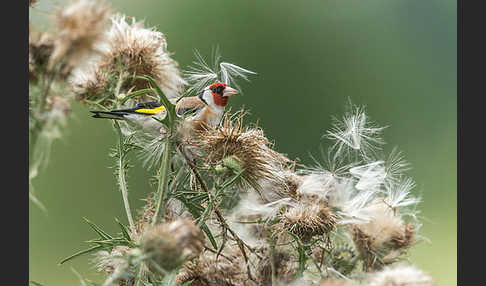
top-left (213, 93), bottom-right (229, 106)
top-left (209, 82), bottom-right (229, 107)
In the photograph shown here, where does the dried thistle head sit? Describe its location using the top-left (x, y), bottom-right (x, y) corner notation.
top-left (277, 202), bottom-right (338, 241)
top-left (192, 110), bottom-right (291, 191)
top-left (350, 199), bottom-right (416, 271)
top-left (256, 248), bottom-right (297, 286)
top-left (51, 0), bottom-right (111, 74)
top-left (46, 96), bottom-right (72, 117)
top-left (176, 244), bottom-right (251, 286)
top-left (71, 14), bottom-right (185, 108)
top-left (92, 246), bottom-right (136, 286)
top-left (259, 170), bottom-right (303, 202)
top-left (140, 219), bottom-right (204, 273)
top-left (93, 246), bottom-right (130, 274)
top-left (367, 264), bottom-right (435, 286)
top-left (29, 28), bottom-right (55, 82)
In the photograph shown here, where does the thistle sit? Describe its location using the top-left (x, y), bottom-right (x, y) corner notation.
top-left (140, 219), bottom-right (204, 273)
top-left (192, 110), bottom-right (291, 191)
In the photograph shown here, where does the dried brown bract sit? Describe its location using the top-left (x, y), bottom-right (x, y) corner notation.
top-left (140, 218), bottom-right (204, 272)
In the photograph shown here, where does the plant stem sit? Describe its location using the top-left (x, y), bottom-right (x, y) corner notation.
top-left (152, 140), bottom-right (171, 225)
top-left (270, 237), bottom-right (276, 286)
top-left (114, 122), bottom-right (136, 236)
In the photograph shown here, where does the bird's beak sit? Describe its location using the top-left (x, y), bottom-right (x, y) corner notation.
top-left (223, 86), bottom-right (239, 97)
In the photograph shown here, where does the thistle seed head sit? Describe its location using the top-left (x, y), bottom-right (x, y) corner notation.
top-left (140, 219), bottom-right (204, 272)
top-left (192, 110), bottom-right (291, 192)
top-left (51, 0), bottom-right (111, 74)
top-left (350, 199), bottom-right (416, 270)
top-left (278, 202), bottom-right (338, 241)
top-left (71, 14), bottom-right (185, 107)
top-left (176, 243), bottom-right (251, 286)
top-left (29, 28), bottom-right (55, 82)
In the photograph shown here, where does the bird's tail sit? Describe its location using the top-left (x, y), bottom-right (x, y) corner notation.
top-left (90, 110), bottom-right (127, 120)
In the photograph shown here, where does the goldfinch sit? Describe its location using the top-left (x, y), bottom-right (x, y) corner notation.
top-left (90, 82), bottom-right (238, 134)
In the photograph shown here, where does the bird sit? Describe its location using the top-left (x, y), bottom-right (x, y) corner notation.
top-left (90, 82), bottom-right (239, 135)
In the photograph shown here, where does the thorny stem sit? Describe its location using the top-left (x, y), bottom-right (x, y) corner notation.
top-left (152, 140), bottom-right (171, 225)
top-left (176, 144), bottom-right (259, 281)
top-left (114, 121), bottom-right (137, 236)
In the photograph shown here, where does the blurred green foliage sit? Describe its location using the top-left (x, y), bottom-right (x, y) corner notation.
top-left (29, 0), bottom-right (456, 285)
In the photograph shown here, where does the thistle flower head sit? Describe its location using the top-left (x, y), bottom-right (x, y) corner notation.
top-left (29, 28), bottom-right (55, 81)
top-left (350, 199), bottom-right (416, 270)
top-left (184, 48), bottom-right (256, 96)
top-left (93, 246), bottom-right (130, 274)
top-left (367, 264), bottom-right (435, 286)
top-left (278, 202), bottom-right (338, 241)
top-left (71, 14), bottom-right (184, 107)
top-left (193, 110), bottom-right (291, 191)
top-left (325, 102), bottom-right (386, 161)
top-left (140, 219), bottom-right (204, 272)
top-left (176, 243), bottom-right (250, 286)
top-left (51, 0), bottom-right (111, 72)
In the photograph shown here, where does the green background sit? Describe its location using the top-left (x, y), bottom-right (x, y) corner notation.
top-left (29, 0), bottom-right (456, 285)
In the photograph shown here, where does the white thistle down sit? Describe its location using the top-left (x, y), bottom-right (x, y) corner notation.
top-left (326, 103), bottom-right (386, 161)
top-left (232, 192), bottom-right (294, 221)
top-left (384, 146), bottom-right (411, 185)
top-left (349, 161), bottom-right (386, 192)
top-left (367, 264), bottom-right (435, 286)
top-left (328, 178), bottom-right (378, 225)
top-left (295, 172), bottom-right (335, 200)
top-left (382, 177), bottom-right (421, 212)
top-left (184, 48), bottom-right (256, 96)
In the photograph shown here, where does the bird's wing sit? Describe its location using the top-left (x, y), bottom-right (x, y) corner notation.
top-left (175, 96), bottom-right (207, 116)
top-left (91, 101), bottom-right (165, 116)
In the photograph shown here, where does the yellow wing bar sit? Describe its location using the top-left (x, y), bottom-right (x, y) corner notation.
top-left (134, 106), bottom-right (166, 115)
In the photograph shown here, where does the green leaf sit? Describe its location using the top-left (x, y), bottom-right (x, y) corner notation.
top-left (200, 223), bottom-right (218, 250)
top-left (83, 218), bottom-right (113, 240)
top-left (121, 88), bottom-right (155, 104)
top-left (30, 281), bottom-right (46, 286)
top-left (115, 218), bottom-right (132, 241)
top-left (59, 245), bottom-right (103, 265)
top-left (175, 195), bottom-right (218, 250)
